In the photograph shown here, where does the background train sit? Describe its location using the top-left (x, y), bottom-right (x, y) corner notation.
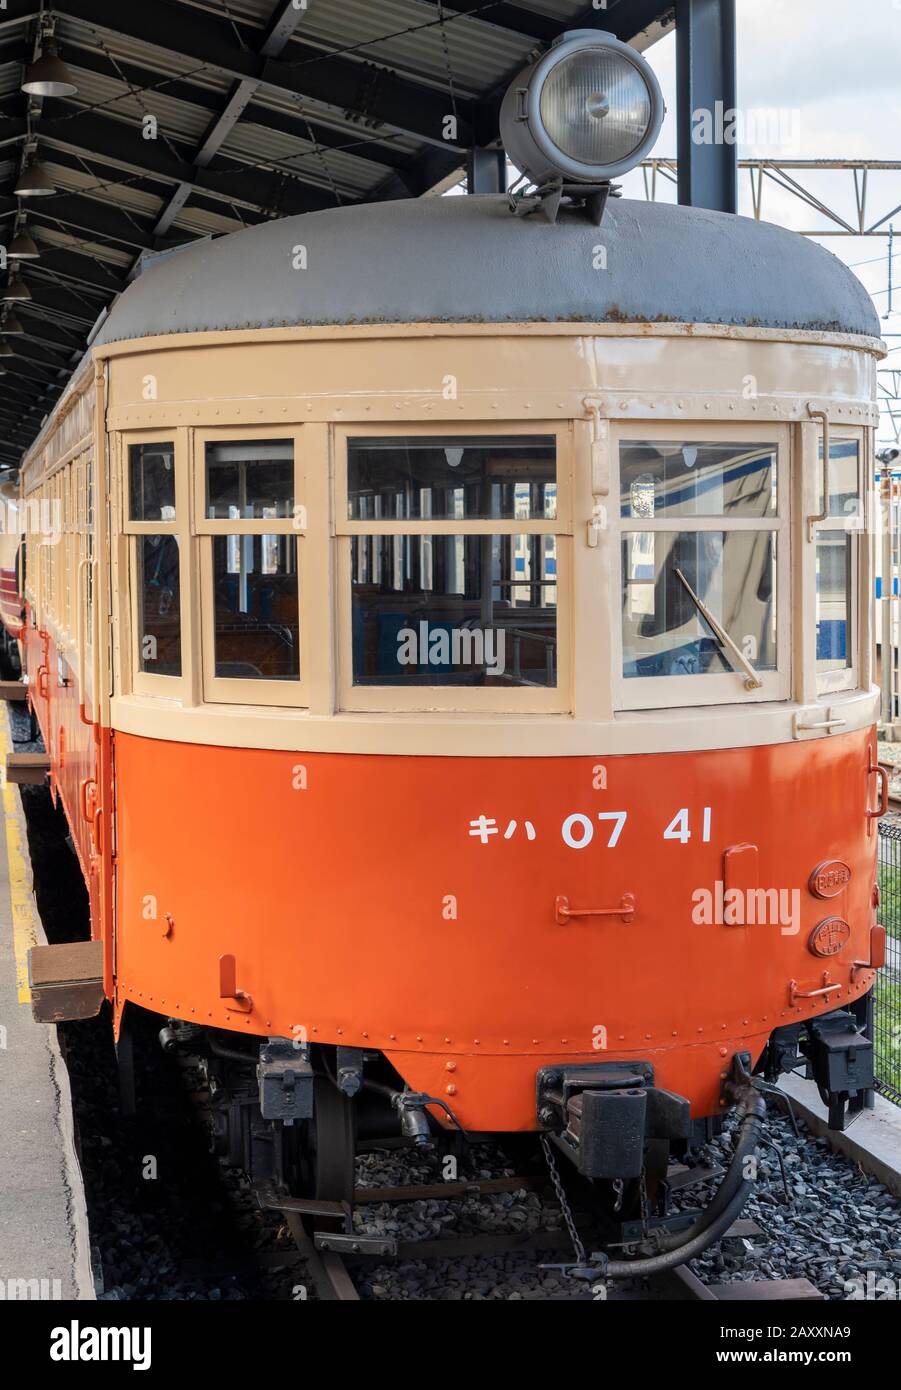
top-left (0, 30), bottom-right (886, 1273)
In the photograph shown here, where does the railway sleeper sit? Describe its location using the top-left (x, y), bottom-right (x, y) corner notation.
top-left (145, 1003), bottom-right (877, 1272)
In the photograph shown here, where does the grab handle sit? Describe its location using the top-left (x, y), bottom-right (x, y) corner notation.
top-left (789, 973), bottom-right (842, 1005)
top-left (807, 404), bottom-right (830, 540)
top-left (79, 776), bottom-right (98, 823)
top-left (77, 557), bottom-right (95, 726)
top-left (867, 756), bottom-right (889, 821)
top-left (555, 893), bottom-right (635, 924)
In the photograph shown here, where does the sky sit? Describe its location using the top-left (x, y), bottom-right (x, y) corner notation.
top-left (619, 0), bottom-right (901, 445)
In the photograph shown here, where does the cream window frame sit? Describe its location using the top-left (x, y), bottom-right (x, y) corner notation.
top-left (335, 421), bottom-right (572, 715)
top-left (812, 430), bottom-right (864, 699)
top-left (48, 473), bottom-right (59, 635)
top-left (612, 422), bottom-right (792, 712)
top-left (63, 463), bottom-right (74, 646)
top-left (193, 426), bottom-right (308, 708)
top-left (75, 450), bottom-right (95, 709)
top-left (121, 430), bottom-right (191, 698)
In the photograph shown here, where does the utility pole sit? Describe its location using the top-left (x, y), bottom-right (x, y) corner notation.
top-left (879, 449), bottom-right (901, 735)
top-left (886, 225), bottom-right (895, 321)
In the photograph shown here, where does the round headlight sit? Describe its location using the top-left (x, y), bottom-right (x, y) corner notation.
top-left (500, 29), bottom-right (664, 186)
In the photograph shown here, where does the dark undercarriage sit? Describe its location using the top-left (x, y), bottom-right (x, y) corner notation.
top-left (116, 992), bottom-right (875, 1276)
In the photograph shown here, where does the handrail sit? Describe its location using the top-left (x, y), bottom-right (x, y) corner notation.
top-left (807, 403), bottom-right (831, 540)
top-left (76, 556), bottom-right (95, 726)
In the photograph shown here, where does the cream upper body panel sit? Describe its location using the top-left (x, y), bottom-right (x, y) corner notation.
top-left (99, 322), bottom-right (880, 432)
top-left (20, 195), bottom-right (883, 758)
top-left (96, 322), bottom-right (879, 757)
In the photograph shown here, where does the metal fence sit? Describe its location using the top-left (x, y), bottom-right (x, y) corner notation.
top-left (876, 821), bottom-right (901, 1106)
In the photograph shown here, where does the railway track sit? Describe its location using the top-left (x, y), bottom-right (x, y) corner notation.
top-left (258, 1171), bottom-right (826, 1304)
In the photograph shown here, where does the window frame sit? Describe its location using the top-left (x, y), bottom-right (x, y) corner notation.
top-left (121, 429), bottom-right (190, 698)
top-left (334, 421), bottom-right (573, 714)
top-left (75, 449), bottom-right (95, 710)
top-left (612, 421), bottom-right (792, 712)
top-left (813, 430), bottom-right (864, 698)
top-left (193, 425), bottom-right (308, 708)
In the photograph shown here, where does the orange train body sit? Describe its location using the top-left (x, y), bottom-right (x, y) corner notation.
top-left (24, 612), bottom-right (879, 1131)
top-left (109, 728), bottom-right (881, 1129)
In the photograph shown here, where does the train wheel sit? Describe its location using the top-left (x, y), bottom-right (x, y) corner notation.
top-left (298, 1076), bottom-right (356, 1203)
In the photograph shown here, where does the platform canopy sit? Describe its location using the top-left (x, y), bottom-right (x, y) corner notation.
top-left (0, 0), bottom-right (740, 462)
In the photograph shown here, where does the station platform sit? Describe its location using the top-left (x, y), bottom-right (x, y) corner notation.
top-left (0, 709), bottom-right (93, 1300)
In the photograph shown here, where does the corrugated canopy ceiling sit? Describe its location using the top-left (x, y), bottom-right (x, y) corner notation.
top-left (0, 0), bottom-right (675, 461)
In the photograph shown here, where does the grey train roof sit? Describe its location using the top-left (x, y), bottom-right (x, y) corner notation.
top-left (94, 194), bottom-right (880, 346)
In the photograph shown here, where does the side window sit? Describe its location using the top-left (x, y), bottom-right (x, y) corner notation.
top-left (196, 434), bottom-right (304, 706)
top-left (616, 435), bottom-right (787, 709)
top-left (136, 536), bottom-right (182, 676)
top-left (125, 441), bottom-right (182, 683)
top-left (129, 441), bottom-right (176, 523)
top-left (814, 437), bottom-right (861, 690)
top-left (339, 433), bottom-right (567, 710)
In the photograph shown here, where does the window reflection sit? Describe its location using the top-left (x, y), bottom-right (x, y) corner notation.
top-left (212, 534), bottom-right (299, 680)
top-left (818, 439), bottom-right (860, 523)
top-left (622, 531), bottom-right (776, 679)
top-left (206, 440), bottom-right (293, 520)
top-left (137, 535), bottom-right (181, 676)
top-left (620, 442), bottom-right (777, 521)
top-left (129, 443), bottom-right (175, 522)
top-left (348, 436), bottom-right (557, 522)
top-left (816, 531), bottom-right (852, 672)
top-left (351, 533), bottom-right (557, 687)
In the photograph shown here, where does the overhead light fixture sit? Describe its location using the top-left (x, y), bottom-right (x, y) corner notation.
top-left (500, 29), bottom-right (664, 186)
top-left (0, 340), bottom-right (13, 357)
top-left (2, 315), bottom-right (24, 334)
top-left (22, 38), bottom-right (78, 99)
top-left (2, 277), bottom-right (31, 302)
top-left (8, 228), bottom-right (39, 260)
top-left (15, 158), bottom-right (56, 198)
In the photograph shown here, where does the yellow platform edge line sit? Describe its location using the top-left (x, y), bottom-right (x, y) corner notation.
top-left (0, 707), bottom-right (38, 1003)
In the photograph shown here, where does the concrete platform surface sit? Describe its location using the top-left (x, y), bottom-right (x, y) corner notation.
top-left (0, 710), bottom-right (93, 1300)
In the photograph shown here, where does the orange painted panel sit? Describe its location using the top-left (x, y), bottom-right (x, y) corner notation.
top-left (113, 727), bottom-right (879, 1130)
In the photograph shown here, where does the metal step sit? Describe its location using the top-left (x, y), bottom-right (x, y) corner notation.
top-left (6, 751), bottom-right (50, 785)
top-left (28, 939), bottom-right (104, 1022)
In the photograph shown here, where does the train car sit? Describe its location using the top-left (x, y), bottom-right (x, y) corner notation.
top-left (16, 31), bottom-right (886, 1274)
top-left (0, 478), bottom-right (24, 662)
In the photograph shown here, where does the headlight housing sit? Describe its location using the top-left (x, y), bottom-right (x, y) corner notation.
top-left (500, 29), bottom-right (664, 185)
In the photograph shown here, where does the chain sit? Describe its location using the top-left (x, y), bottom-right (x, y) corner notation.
top-left (612, 1177), bottom-right (624, 1213)
top-left (639, 1171), bottom-right (650, 1236)
top-left (540, 1135), bottom-right (587, 1267)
